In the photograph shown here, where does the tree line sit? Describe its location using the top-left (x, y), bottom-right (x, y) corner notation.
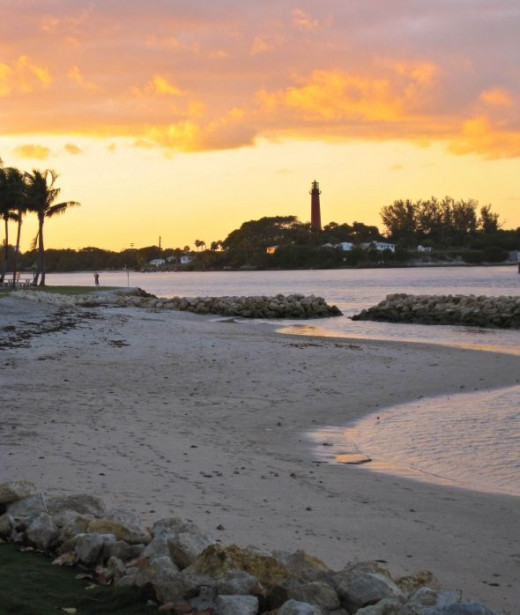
top-left (2, 159), bottom-right (519, 277)
top-left (380, 197), bottom-right (501, 247)
top-left (0, 159), bottom-right (79, 286)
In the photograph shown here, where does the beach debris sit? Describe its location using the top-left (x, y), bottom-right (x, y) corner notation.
top-left (0, 480), bottom-right (500, 615)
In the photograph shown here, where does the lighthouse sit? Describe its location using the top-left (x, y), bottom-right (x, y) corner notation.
top-left (310, 180), bottom-right (322, 230)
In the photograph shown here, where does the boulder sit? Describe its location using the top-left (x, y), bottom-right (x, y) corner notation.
top-left (275, 550), bottom-right (331, 583)
top-left (0, 480), bottom-right (37, 505)
top-left (185, 544), bottom-right (290, 587)
top-left (216, 571), bottom-right (265, 596)
top-left (7, 495), bottom-right (46, 519)
top-left (288, 581), bottom-right (341, 611)
top-left (333, 562), bottom-right (402, 612)
top-left (216, 594), bottom-right (259, 615)
top-left (25, 513), bottom-right (59, 550)
top-left (278, 599), bottom-right (323, 615)
top-left (74, 532), bottom-right (117, 566)
top-left (149, 516), bottom-right (213, 568)
top-left (87, 517), bottom-right (151, 545)
top-left (397, 570), bottom-right (441, 595)
top-left (355, 597), bottom-right (409, 614)
top-left (46, 494), bottom-right (105, 516)
top-left (420, 605), bottom-right (497, 615)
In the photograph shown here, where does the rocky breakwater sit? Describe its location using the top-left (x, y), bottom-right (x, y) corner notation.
top-left (143, 294), bottom-right (343, 319)
top-left (17, 288), bottom-right (342, 319)
top-left (0, 480), bottom-right (498, 614)
top-left (351, 294), bottom-right (520, 329)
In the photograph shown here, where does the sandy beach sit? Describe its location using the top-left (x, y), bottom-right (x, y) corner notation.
top-left (1, 295), bottom-right (519, 613)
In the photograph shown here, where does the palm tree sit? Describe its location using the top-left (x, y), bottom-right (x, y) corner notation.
top-left (25, 169), bottom-right (80, 286)
top-left (4, 167), bottom-right (29, 287)
top-left (0, 162), bottom-right (17, 283)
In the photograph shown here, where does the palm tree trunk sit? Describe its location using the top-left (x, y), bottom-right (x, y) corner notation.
top-left (11, 212), bottom-right (22, 287)
top-left (0, 217), bottom-right (8, 283)
top-left (37, 215), bottom-right (45, 286)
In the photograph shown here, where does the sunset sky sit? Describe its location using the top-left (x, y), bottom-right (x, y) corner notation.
top-left (1, 1), bottom-right (519, 251)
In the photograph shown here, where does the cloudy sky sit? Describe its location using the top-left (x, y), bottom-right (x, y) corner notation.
top-left (1, 1), bottom-right (519, 250)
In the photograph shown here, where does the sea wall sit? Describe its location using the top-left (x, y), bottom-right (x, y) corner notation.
top-left (0, 480), bottom-right (496, 615)
top-left (18, 289), bottom-right (342, 319)
top-left (351, 293), bottom-right (520, 329)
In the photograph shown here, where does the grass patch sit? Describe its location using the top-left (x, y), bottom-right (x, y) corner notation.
top-left (0, 286), bottom-right (120, 297)
top-left (0, 544), bottom-right (156, 615)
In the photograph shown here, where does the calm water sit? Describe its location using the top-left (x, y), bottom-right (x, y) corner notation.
top-left (46, 267), bottom-right (520, 496)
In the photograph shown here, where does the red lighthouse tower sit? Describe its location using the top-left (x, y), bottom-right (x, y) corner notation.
top-left (310, 180), bottom-right (322, 230)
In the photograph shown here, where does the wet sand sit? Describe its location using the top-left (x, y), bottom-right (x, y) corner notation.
top-left (1, 295), bottom-right (519, 613)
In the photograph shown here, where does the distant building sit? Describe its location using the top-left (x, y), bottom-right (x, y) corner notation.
top-left (417, 245), bottom-right (433, 253)
top-left (362, 241), bottom-right (396, 253)
top-left (149, 258), bottom-right (166, 267)
top-left (266, 246), bottom-right (279, 254)
top-left (310, 180), bottom-right (322, 230)
top-left (335, 242), bottom-right (355, 251)
top-left (180, 254), bottom-right (193, 265)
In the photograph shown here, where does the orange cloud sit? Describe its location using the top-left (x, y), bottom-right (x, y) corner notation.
top-left (150, 76), bottom-right (186, 97)
top-left (64, 143), bottom-right (83, 155)
top-left (13, 144), bottom-right (51, 160)
top-left (449, 117), bottom-right (520, 159)
top-left (140, 107), bottom-right (254, 153)
top-left (479, 88), bottom-right (512, 107)
top-left (67, 66), bottom-right (98, 90)
top-left (0, 56), bottom-right (52, 96)
top-left (291, 8), bottom-right (321, 31)
top-left (258, 70), bottom-right (406, 122)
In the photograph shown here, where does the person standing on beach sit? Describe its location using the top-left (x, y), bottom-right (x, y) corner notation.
top-left (94, 272), bottom-right (100, 286)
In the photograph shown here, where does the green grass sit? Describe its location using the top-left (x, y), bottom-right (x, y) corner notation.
top-left (0, 286), bottom-right (120, 297)
top-left (0, 545), bottom-right (157, 615)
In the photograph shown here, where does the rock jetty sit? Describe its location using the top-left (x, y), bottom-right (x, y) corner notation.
top-left (0, 480), bottom-right (497, 614)
top-left (351, 294), bottom-right (520, 329)
top-left (18, 289), bottom-right (343, 319)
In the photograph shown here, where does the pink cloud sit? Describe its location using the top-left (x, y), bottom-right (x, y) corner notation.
top-left (0, 1), bottom-right (518, 159)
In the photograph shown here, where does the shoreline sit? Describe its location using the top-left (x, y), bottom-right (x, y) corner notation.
top-left (2, 296), bottom-right (520, 613)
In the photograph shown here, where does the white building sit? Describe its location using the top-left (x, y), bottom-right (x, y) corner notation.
top-left (180, 254), bottom-right (193, 265)
top-left (149, 258), bottom-right (166, 267)
top-left (362, 241), bottom-right (396, 253)
top-left (335, 242), bottom-right (355, 251)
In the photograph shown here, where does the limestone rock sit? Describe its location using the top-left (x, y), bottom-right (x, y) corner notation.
top-left (186, 544), bottom-right (290, 587)
top-left (74, 532), bottom-right (117, 566)
top-left (0, 480), bottom-right (37, 505)
top-left (106, 540), bottom-right (145, 563)
top-left (46, 494), bottom-right (105, 516)
top-left (53, 510), bottom-right (92, 546)
top-left (333, 562), bottom-right (402, 612)
top-left (397, 571), bottom-right (440, 596)
top-left (275, 550), bottom-right (331, 583)
top-left (408, 587), bottom-right (462, 608)
top-left (420, 605), bottom-right (497, 615)
top-left (355, 597), bottom-right (409, 614)
top-left (87, 517), bottom-right (151, 545)
top-left (288, 581), bottom-right (341, 611)
top-left (133, 556), bottom-right (183, 603)
top-left (7, 495), bottom-right (46, 519)
top-left (25, 513), bottom-right (59, 550)
top-left (216, 594), bottom-right (259, 615)
top-left (149, 516), bottom-right (213, 569)
top-left (216, 571), bottom-right (265, 596)
top-left (0, 514), bottom-right (14, 538)
top-left (278, 599), bottom-right (322, 615)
